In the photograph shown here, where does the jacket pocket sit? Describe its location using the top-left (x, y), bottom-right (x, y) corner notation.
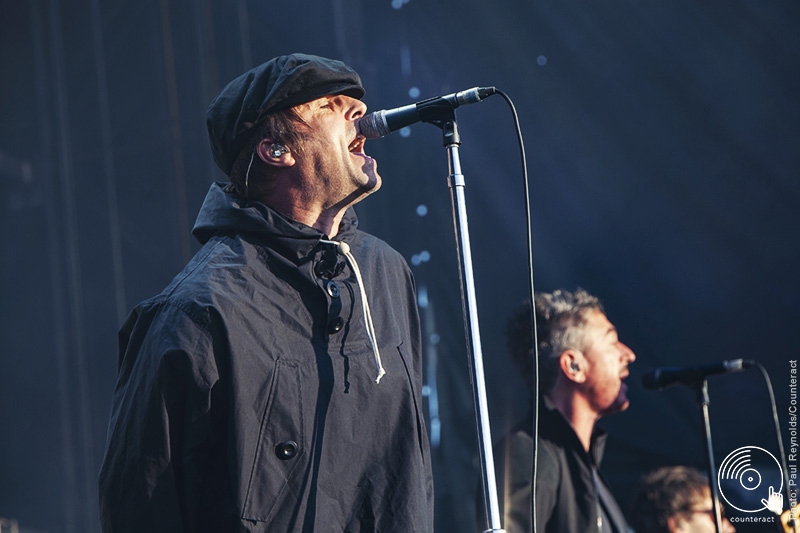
top-left (241, 358), bottom-right (306, 522)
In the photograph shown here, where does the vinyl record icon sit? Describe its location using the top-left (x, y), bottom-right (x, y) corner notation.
top-left (717, 446), bottom-right (783, 513)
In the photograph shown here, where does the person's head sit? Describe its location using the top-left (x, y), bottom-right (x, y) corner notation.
top-left (207, 53), bottom-right (379, 204)
top-left (507, 289), bottom-right (635, 415)
top-left (629, 466), bottom-right (735, 533)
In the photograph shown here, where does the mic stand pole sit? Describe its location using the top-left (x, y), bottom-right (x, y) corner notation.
top-left (436, 112), bottom-right (505, 533)
top-left (693, 379), bottom-right (724, 533)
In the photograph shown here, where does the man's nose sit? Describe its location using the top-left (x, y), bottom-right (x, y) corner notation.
top-left (344, 97), bottom-right (367, 121)
top-left (622, 343), bottom-right (636, 363)
top-left (722, 518), bottom-right (736, 533)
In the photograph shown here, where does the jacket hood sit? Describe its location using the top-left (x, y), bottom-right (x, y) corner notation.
top-left (192, 182), bottom-right (359, 261)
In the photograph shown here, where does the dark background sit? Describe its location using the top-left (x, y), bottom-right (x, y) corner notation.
top-left (1, 0), bottom-right (798, 531)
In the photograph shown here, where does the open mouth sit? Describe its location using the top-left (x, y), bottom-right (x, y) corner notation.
top-left (349, 136), bottom-right (366, 154)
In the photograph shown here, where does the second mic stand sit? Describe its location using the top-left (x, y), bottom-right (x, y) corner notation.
top-left (693, 379), bottom-right (724, 533)
top-left (429, 110), bottom-right (505, 533)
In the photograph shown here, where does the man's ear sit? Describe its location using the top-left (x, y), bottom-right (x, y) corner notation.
top-left (256, 138), bottom-right (295, 167)
top-left (559, 350), bottom-right (586, 384)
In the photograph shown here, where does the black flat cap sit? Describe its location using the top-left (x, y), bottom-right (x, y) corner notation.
top-left (207, 53), bottom-right (365, 175)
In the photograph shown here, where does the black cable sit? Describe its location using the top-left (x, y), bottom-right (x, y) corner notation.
top-left (495, 89), bottom-right (540, 533)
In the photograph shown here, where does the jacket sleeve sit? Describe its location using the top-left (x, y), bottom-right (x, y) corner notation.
top-left (98, 302), bottom-right (219, 533)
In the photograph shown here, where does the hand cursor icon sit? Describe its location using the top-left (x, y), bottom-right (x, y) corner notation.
top-left (761, 486), bottom-right (783, 514)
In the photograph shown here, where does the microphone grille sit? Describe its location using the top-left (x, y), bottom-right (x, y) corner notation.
top-left (357, 111), bottom-right (389, 139)
top-left (641, 369), bottom-right (663, 390)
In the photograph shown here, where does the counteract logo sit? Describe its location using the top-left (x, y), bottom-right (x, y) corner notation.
top-left (717, 446), bottom-right (783, 513)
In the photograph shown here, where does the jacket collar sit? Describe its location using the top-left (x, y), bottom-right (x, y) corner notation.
top-left (192, 182), bottom-right (359, 263)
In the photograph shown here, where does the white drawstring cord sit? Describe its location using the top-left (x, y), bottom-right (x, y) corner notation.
top-left (320, 239), bottom-right (386, 384)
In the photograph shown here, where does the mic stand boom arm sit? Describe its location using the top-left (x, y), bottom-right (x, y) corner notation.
top-left (430, 109), bottom-right (506, 533)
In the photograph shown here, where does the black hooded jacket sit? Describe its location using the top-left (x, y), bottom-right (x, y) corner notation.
top-left (99, 183), bottom-right (434, 532)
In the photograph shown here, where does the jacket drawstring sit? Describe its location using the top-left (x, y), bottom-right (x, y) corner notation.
top-left (320, 239), bottom-right (385, 384)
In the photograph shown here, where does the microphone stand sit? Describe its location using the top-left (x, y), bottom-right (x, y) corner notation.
top-left (428, 110), bottom-right (505, 533)
top-left (693, 379), bottom-right (724, 533)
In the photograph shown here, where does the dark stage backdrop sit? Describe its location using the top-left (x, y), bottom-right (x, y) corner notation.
top-left (1, 1), bottom-right (798, 532)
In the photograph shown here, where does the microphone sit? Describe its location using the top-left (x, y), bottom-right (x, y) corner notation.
top-left (641, 359), bottom-right (756, 390)
top-left (357, 86), bottom-right (497, 139)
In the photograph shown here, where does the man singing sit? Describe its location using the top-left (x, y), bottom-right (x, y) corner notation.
top-left (99, 53), bottom-right (433, 532)
top-left (494, 289), bottom-right (635, 532)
